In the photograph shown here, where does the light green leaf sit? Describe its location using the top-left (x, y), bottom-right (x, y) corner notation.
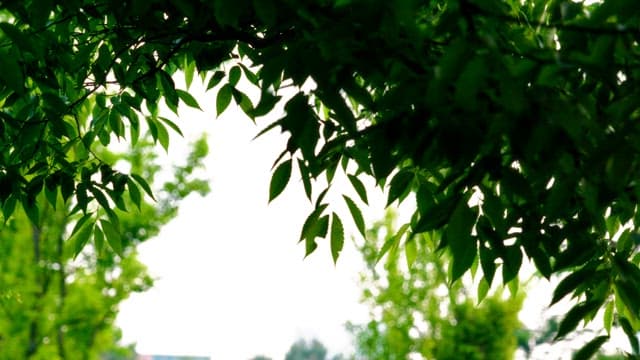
top-left (100, 219), bottom-right (123, 257)
top-left (70, 219), bottom-right (94, 259)
top-left (405, 237), bottom-right (417, 268)
top-left (603, 300), bottom-right (614, 335)
top-left (176, 89), bottom-right (202, 110)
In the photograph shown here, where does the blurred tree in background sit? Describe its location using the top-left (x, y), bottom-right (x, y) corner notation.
top-left (347, 211), bottom-right (523, 360)
top-left (285, 338), bottom-right (328, 360)
top-left (0, 137), bottom-right (209, 359)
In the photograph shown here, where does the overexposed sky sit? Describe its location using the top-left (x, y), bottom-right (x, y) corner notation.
top-left (116, 75), bottom-right (382, 359)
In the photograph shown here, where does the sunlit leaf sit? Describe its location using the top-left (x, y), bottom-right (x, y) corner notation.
top-left (100, 219), bottom-right (123, 257)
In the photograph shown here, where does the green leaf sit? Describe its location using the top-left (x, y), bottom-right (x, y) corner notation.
top-left (555, 301), bottom-right (601, 340)
top-left (158, 70), bottom-right (179, 114)
top-left (176, 89), bottom-right (202, 110)
top-left (155, 119), bottom-right (170, 151)
top-left (100, 219), bottom-right (123, 257)
top-left (22, 199), bottom-right (39, 226)
top-left (330, 213), bottom-right (344, 264)
top-left (603, 300), bottom-right (614, 335)
top-left (228, 65), bottom-right (241, 86)
top-left (376, 226), bottom-right (405, 264)
top-left (445, 201), bottom-right (478, 283)
top-left (2, 194), bottom-right (17, 222)
top-left (253, 0), bottom-right (277, 25)
top-left (127, 178), bottom-right (142, 210)
top-left (0, 49), bottom-right (24, 93)
top-left (216, 84), bottom-right (233, 116)
top-left (130, 173), bottom-right (156, 201)
top-left (405, 237), bottom-right (417, 268)
top-left (298, 159), bottom-right (313, 200)
top-left (387, 170), bottom-right (414, 206)
top-left (269, 159), bottom-right (292, 202)
top-left (93, 225), bottom-right (105, 254)
top-left (70, 219), bottom-right (94, 259)
top-left (343, 195), bottom-right (365, 237)
top-left (348, 174), bottom-right (368, 205)
top-left (477, 278), bottom-right (490, 303)
top-left (572, 335), bottom-right (609, 360)
top-left (619, 316), bottom-right (639, 354)
top-left (158, 116), bottom-right (184, 137)
top-left (232, 88), bottom-right (254, 119)
top-left (479, 243), bottom-right (496, 286)
top-left (300, 204), bottom-right (329, 242)
top-left (502, 245), bottom-right (522, 284)
top-left (551, 266), bottom-right (596, 305)
top-left (207, 70), bottom-right (225, 90)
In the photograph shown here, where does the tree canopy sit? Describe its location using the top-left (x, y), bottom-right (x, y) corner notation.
top-left (1, 0), bottom-right (640, 354)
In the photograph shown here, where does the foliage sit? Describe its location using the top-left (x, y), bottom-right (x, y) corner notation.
top-left (2, 0), bottom-right (640, 351)
top-left (0, 137), bottom-right (209, 359)
top-left (347, 211), bottom-right (523, 360)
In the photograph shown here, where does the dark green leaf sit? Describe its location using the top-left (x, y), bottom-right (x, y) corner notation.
top-left (253, 0), bottom-right (277, 25)
top-left (572, 335), bottom-right (609, 360)
top-left (619, 316), bottom-right (639, 354)
top-left (216, 84), bottom-right (233, 116)
top-left (130, 173), bottom-right (156, 201)
top-left (551, 266), bottom-right (596, 305)
top-left (330, 213), bottom-right (344, 264)
top-left (0, 49), bottom-right (24, 93)
top-left (228, 65), bottom-right (241, 86)
top-left (348, 174), bottom-right (368, 205)
top-left (127, 178), bottom-right (142, 210)
top-left (445, 201), bottom-right (478, 283)
top-left (555, 301), bottom-right (601, 340)
top-left (343, 195), bottom-right (365, 237)
top-left (207, 71), bottom-right (225, 90)
top-left (269, 159), bottom-right (292, 202)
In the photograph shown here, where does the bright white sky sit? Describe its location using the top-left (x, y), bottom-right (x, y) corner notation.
top-left (116, 76), bottom-right (386, 359)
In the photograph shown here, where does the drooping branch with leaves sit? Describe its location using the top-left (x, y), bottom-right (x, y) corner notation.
top-left (1, 0), bottom-right (640, 355)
